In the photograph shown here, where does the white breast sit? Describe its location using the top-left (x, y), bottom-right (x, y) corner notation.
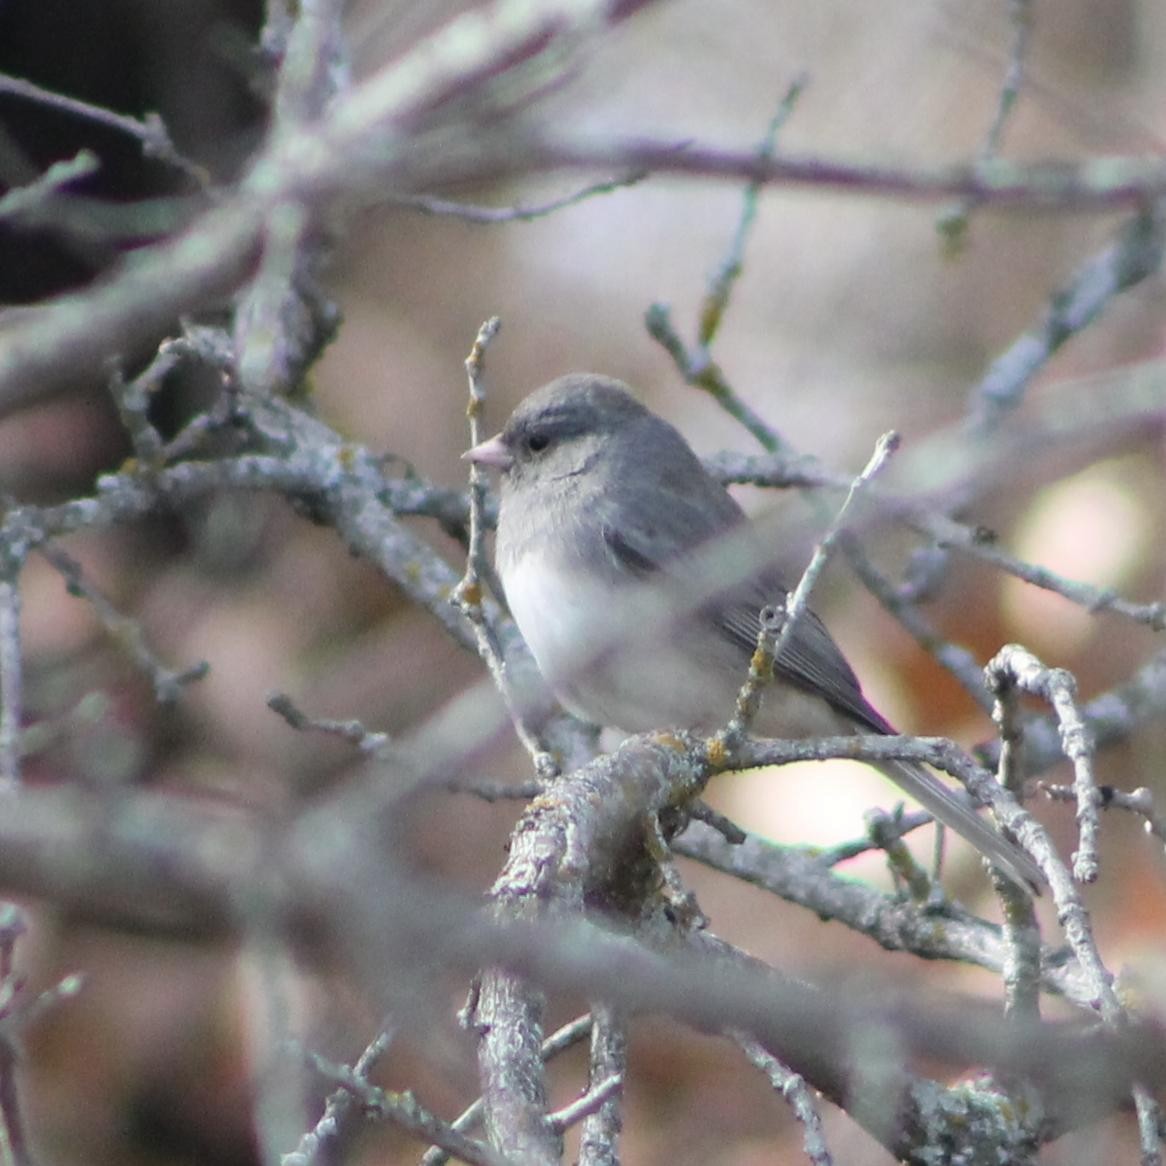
top-left (501, 546), bottom-right (736, 732)
top-left (502, 549), bottom-right (610, 705)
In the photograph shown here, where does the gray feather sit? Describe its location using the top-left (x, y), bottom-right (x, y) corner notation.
top-left (877, 760), bottom-right (1043, 892)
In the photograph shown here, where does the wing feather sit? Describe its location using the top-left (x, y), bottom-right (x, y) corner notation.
top-left (599, 492), bottom-right (888, 734)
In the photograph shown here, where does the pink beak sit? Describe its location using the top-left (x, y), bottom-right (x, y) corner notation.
top-left (463, 434), bottom-right (513, 470)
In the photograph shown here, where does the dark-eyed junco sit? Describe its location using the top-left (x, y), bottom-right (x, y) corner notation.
top-left (466, 373), bottom-right (1042, 891)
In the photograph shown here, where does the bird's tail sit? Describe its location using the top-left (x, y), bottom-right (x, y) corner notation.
top-left (877, 760), bottom-right (1044, 893)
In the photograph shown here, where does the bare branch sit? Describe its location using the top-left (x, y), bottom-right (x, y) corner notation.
top-left (0, 152), bottom-right (102, 225)
top-left (937, 0), bottom-right (1034, 244)
top-left (38, 542), bottom-right (208, 704)
top-left (718, 431), bottom-right (899, 748)
top-left (0, 904), bottom-right (33, 1166)
top-left (1041, 782), bottom-right (1166, 852)
top-left (646, 301), bottom-right (786, 454)
top-left (389, 171), bottom-right (647, 223)
top-left (0, 73), bottom-right (208, 187)
top-left (0, 0), bottom-right (661, 415)
top-left (733, 1032), bottom-right (833, 1166)
top-left (920, 514), bottom-right (1166, 633)
top-left (0, 574), bottom-right (21, 793)
top-left (863, 807), bottom-right (936, 902)
top-left (985, 646), bottom-right (1101, 882)
top-left (547, 1073), bottom-right (622, 1136)
top-left (420, 1015), bottom-right (592, 1166)
top-left (966, 209), bottom-right (1165, 433)
top-left (464, 972), bottom-right (560, 1166)
top-left (267, 691), bottom-right (390, 755)
top-left (674, 821), bottom-right (1094, 1006)
top-left (699, 77), bottom-right (807, 349)
top-left (295, 1046), bottom-right (512, 1166)
top-left (0, 775), bottom-right (1159, 1136)
top-left (454, 318), bottom-right (559, 774)
top-left (0, 909), bottom-right (82, 1166)
top-left (515, 135), bottom-right (1166, 211)
top-left (283, 1027), bottom-right (395, 1166)
top-left (0, 5), bottom-right (1162, 1161)
top-left (577, 1005), bottom-right (624, 1166)
top-left (986, 644), bottom-right (1161, 1156)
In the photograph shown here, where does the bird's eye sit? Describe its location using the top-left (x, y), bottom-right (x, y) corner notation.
top-left (525, 431), bottom-right (550, 454)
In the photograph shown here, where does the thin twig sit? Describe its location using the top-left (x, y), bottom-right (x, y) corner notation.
top-left (419, 1014), bottom-right (592, 1166)
top-left (921, 512), bottom-right (1166, 631)
top-left (38, 542), bottom-right (209, 704)
top-left (717, 430), bottom-right (900, 748)
top-left (986, 661), bottom-right (1043, 1026)
top-left (699, 77), bottom-right (807, 347)
top-left (453, 319), bottom-right (556, 775)
top-left (707, 447), bottom-right (1166, 634)
top-left (730, 733), bottom-right (1061, 882)
top-left (646, 84), bottom-right (807, 454)
top-left (547, 1074), bottom-right (623, 1136)
top-left (675, 820), bottom-right (1096, 1005)
top-left (0, 904), bottom-right (31, 1166)
top-left (733, 1032), bottom-right (833, 1166)
top-left (840, 535), bottom-right (996, 712)
top-left (688, 800), bottom-right (747, 844)
top-left (966, 208), bottom-right (1164, 433)
top-left (703, 447), bottom-right (839, 490)
top-left (1040, 782), bottom-right (1166, 851)
top-left (0, 73), bottom-right (209, 187)
top-left (0, 951), bottom-right (83, 1166)
top-left (863, 807), bottom-right (933, 902)
top-left (816, 808), bottom-right (932, 867)
top-left (0, 573), bottom-right (21, 793)
top-left (300, 1050), bottom-right (511, 1166)
top-left (267, 691), bottom-right (390, 755)
top-left (985, 646), bottom-right (1101, 883)
top-left (443, 776), bottom-right (544, 802)
top-left (985, 644), bottom-right (1161, 1161)
top-left (645, 305), bottom-right (784, 453)
top-left (0, 1040), bottom-right (32, 1166)
top-left (519, 135), bottom-right (1166, 211)
top-left (0, 152), bottom-right (102, 224)
top-left (283, 1026), bottom-right (394, 1166)
top-left (107, 353), bottom-right (171, 465)
top-left (457, 318), bottom-right (503, 612)
top-left (389, 171), bottom-right (647, 222)
top-left (578, 1004), bottom-right (624, 1166)
top-left (937, 0), bottom-right (1033, 245)
top-left (11, 972), bottom-right (84, 1030)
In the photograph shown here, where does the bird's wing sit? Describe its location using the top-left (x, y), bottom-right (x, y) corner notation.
top-left (602, 501), bottom-right (890, 734)
top-left (600, 486), bottom-right (1045, 892)
top-left (717, 581), bottom-right (893, 734)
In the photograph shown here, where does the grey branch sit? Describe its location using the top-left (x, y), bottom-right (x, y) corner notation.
top-left (733, 1032), bottom-right (833, 1166)
top-left (577, 1005), bottom-right (625, 1166)
top-left (0, 774), bottom-right (1159, 1144)
top-left (674, 821), bottom-right (1095, 1006)
top-left (966, 209), bottom-right (1165, 432)
top-left (453, 318), bottom-right (557, 774)
top-left (3, 1), bottom-right (1160, 416)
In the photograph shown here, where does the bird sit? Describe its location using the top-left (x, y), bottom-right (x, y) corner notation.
top-left (465, 373), bottom-right (1043, 892)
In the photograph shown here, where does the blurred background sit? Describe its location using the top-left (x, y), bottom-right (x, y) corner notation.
top-left (1, 0), bottom-right (1165, 1162)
